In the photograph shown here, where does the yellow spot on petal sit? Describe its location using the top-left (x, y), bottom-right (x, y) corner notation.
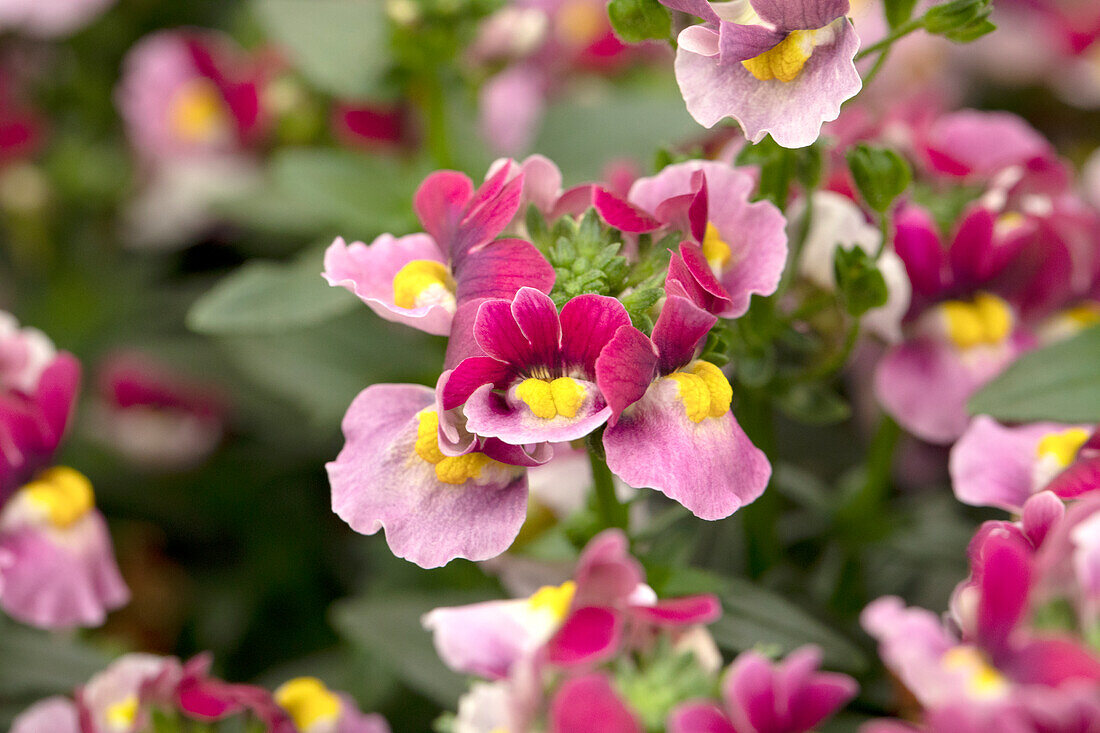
top-left (1037, 427), bottom-right (1090, 469)
top-left (941, 293), bottom-right (1013, 349)
top-left (557, 0), bottom-right (604, 46)
top-left (549, 377), bottom-right (585, 419)
top-left (691, 361), bottom-right (732, 418)
top-left (1065, 304), bottom-right (1100, 327)
top-left (105, 695), bottom-right (139, 729)
top-left (941, 646), bottom-right (1008, 700)
top-left (528, 580), bottom-right (576, 621)
top-left (415, 410), bottom-right (447, 465)
top-left (168, 78), bottom-right (230, 145)
top-left (392, 259), bottom-right (454, 310)
top-left (742, 30), bottom-right (813, 83)
top-left (666, 372), bottom-right (711, 423)
top-left (434, 452), bottom-right (493, 484)
top-left (702, 223), bottom-right (732, 269)
top-left (274, 677), bottom-right (341, 732)
top-left (516, 378), bottom-right (557, 419)
top-left (22, 467), bottom-right (95, 529)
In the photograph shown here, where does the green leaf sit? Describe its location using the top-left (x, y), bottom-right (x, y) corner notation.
top-left (608, 0), bottom-right (672, 43)
top-left (833, 246), bottom-right (889, 317)
top-left (659, 569), bottom-right (868, 673)
top-left (252, 0), bottom-right (389, 98)
top-left (884, 0), bottom-right (919, 27)
top-left (845, 144), bottom-right (911, 213)
top-left (922, 0), bottom-right (995, 42)
top-left (968, 326), bottom-right (1100, 422)
top-left (187, 248), bottom-right (356, 335)
top-left (331, 592), bottom-right (484, 706)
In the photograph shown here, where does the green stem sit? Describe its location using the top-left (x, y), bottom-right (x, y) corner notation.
top-left (836, 415), bottom-right (901, 532)
top-left (775, 190), bottom-right (814, 297)
top-left (589, 445), bottom-right (628, 531)
top-left (736, 388), bottom-right (780, 578)
top-left (860, 44), bottom-right (892, 88)
top-left (418, 73), bottom-right (454, 169)
top-left (854, 17), bottom-right (924, 61)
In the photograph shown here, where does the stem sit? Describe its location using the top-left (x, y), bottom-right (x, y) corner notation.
top-left (836, 415), bottom-right (901, 533)
top-left (776, 191), bottom-right (814, 297)
top-left (589, 445), bottom-right (628, 531)
top-left (417, 72), bottom-right (454, 169)
top-left (736, 388), bottom-right (780, 578)
top-left (874, 211), bottom-right (891, 260)
top-left (854, 17), bottom-right (923, 61)
top-left (860, 44), bottom-right (892, 88)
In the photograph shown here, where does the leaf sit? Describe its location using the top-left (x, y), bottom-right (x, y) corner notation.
top-left (187, 247), bottom-right (357, 335)
top-left (884, 0), bottom-right (919, 27)
top-left (833, 247), bottom-right (888, 317)
top-left (252, 0), bottom-right (389, 98)
top-left (660, 569), bottom-right (868, 673)
top-left (968, 326), bottom-right (1100, 422)
top-left (330, 592), bottom-right (486, 706)
top-left (608, 0), bottom-right (672, 43)
top-left (845, 144), bottom-right (911, 213)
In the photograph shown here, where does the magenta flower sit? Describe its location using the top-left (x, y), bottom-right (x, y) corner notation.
top-left (549, 673), bottom-right (643, 733)
top-left (919, 110), bottom-right (1056, 181)
top-left (324, 164), bottom-right (554, 337)
top-left (661, 0), bottom-right (861, 148)
top-left (442, 287), bottom-right (630, 445)
top-left (596, 296), bottom-right (771, 520)
top-left (668, 645), bottom-right (857, 733)
top-left (327, 383), bottom-right (530, 568)
top-left (950, 416), bottom-right (1100, 512)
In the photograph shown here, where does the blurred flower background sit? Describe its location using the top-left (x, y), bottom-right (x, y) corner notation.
top-left (2, 0), bottom-right (1100, 730)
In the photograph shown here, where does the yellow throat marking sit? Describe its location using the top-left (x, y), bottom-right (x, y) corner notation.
top-left (742, 31), bottom-right (813, 83)
top-left (1037, 427), bottom-right (1090, 469)
top-left (105, 695), bottom-right (139, 729)
top-left (702, 223), bottom-right (732, 268)
top-left (941, 646), bottom-right (1008, 699)
top-left (941, 293), bottom-right (1013, 349)
top-left (528, 580), bottom-right (576, 621)
top-left (392, 260), bottom-right (454, 310)
top-left (169, 77), bottom-right (230, 144)
top-left (414, 410), bottom-right (494, 485)
top-left (665, 361), bottom-right (732, 423)
top-left (515, 377), bottom-right (586, 420)
top-left (274, 677), bottom-right (341, 732)
top-left (23, 467), bottom-right (95, 529)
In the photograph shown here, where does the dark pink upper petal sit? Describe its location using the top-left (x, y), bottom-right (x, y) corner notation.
top-left (1020, 490), bottom-right (1065, 548)
top-left (454, 168), bottom-right (525, 262)
top-left (749, 0), bottom-right (849, 30)
top-left (724, 651), bottom-right (780, 733)
top-left (549, 674), bottom-right (642, 733)
top-left (921, 110), bottom-right (1053, 180)
top-left (667, 702), bottom-right (738, 733)
top-left (414, 171), bottom-right (474, 250)
top-left (510, 288), bottom-right (563, 369)
top-left (1046, 455), bottom-right (1100, 501)
top-left (974, 532), bottom-right (1032, 656)
top-left (560, 294), bottom-right (633, 376)
top-left (573, 529), bottom-right (646, 608)
top-left (474, 298), bottom-right (536, 367)
top-left (666, 243), bottom-right (736, 318)
top-left (593, 188), bottom-right (662, 233)
top-left (787, 673), bottom-right (858, 732)
top-left (893, 204), bottom-right (946, 298)
top-left (595, 325), bottom-right (660, 426)
top-left (651, 295), bottom-right (717, 375)
top-left (948, 205), bottom-right (1005, 288)
top-left (441, 357), bottom-right (513, 411)
top-left (546, 606), bottom-right (623, 667)
top-left (456, 239), bottom-right (555, 304)
top-left (630, 594), bottom-right (722, 626)
top-left (1005, 637), bottom-right (1100, 687)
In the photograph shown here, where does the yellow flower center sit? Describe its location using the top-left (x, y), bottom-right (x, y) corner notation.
top-left (941, 646), bottom-right (1009, 700)
top-left (940, 293), bottom-right (1013, 349)
top-left (515, 377), bottom-right (586, 420)
top-left (414, 410), bottom-right (495, 485)
top-left (527, 580), bottom-right (576, 621)
top-left (1036, 427), bottom-right (1090, 469)
top-left (168, 78), bottom-right (231, 144)
top-left (22, 467), bottom-right (95, 529)
top-left (742, 30), bottom-right (813, 83)
top-left (557, 0), bottom-right (604, 46)
top-left (274, 677), bottom-right (341, 732)
top-left (392, 260), bottom-right (455, 310)
top-left (105, 695), bottom-right (139, 730)
top-left (664, 361), bottom-right (732, 423)
top-left (702, 223), bottom-right (732, 269)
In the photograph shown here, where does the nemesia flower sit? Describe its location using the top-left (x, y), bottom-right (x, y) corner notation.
top-left (324, 164), bottom-right (555, 337)
top-left (442, 287), bottom-right (630, 445)
top-left (1035, 496), bottom-right (1100, 634)
top-left (549, 673), bottom-right (643, 733)
top-left (327, 383), bottom-right (530, 568)
top-left (0, 0), bottom-right (116, 37)
top-left (950, 416), bottom-right (1100, 511)
top-left (667, 645), bottom-right (857, 733)
top-left (661, 0), bottom-right (862, 147)
top-left (0, 312), bottom-right (128, 628)
top-left (600, 159), bottom-right (788, 319)
top-left (597, 295), bottom-right (771, 519)
top-left (273, 676), bottom-right (391, 733)
top-left (89, 352), bottom-right (227, 470)
top-left (794, 190), bottom-right (911, 342)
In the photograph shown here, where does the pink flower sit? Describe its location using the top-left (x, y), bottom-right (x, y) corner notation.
top-left (0, 0), bottom-right (116, 38)
top-left (549, 673), bottom-right (643, 733)
top-left (661, 0), bottom-right (862, 148)
top-left (668, 645), bottom-right (857, 733)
